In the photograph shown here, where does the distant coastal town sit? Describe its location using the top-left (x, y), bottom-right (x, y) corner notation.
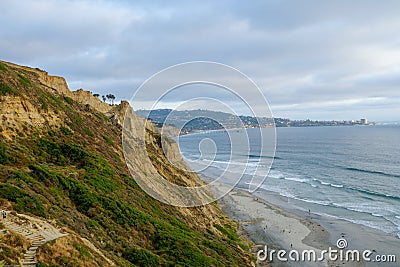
top-left (273, 117), bottom-right (374, 127)
top-left (136, 109), bottom-right (375, 134)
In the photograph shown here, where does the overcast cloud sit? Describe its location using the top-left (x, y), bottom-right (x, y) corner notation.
top-left (1, 0), bottom-right (400, 121)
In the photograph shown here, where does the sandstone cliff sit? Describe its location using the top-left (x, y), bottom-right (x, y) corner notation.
top-left (0, 60), bottom-right (254, 266)
top-left (0, 60), bottom-right (113, 138)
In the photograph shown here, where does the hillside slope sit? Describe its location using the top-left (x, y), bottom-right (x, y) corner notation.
top-left (0, 60), bottom-right (254, 266)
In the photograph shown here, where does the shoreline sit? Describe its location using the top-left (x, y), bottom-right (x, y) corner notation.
top-left (204, 177), bottom-right (399, 267)
top-left (251, 188), bottom-right (400, 267)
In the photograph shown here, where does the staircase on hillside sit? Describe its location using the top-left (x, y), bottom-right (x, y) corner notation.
top-left (1, 211), bottom-right (68, 267)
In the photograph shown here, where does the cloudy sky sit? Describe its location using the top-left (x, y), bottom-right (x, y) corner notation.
top-left (1, 0), bottom-right (400, 121)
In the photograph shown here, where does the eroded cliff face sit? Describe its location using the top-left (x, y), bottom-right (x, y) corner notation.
top-left (0, 60), bottom-right (112, 138)
top-left (0, 60), bottom-right (254, 266)
top-left (0, 95), bottom-right (61, 137)
top-left (73, 89), bottom-right (112, 113)
top-left (0, 60), bottom-right (74, 98)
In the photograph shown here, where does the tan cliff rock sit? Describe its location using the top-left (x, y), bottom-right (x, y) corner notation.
top-left (0, 60), bottom-right (111, 112)
top-left (72, 88), bottom-right (112, 113)
top-left (0, 60), bottom-right (74, 98)
top-left (0, 95), bottom-right (61, 138)
top-left (0, 60), bottom-right (255, 266)
top-left (0, 60), bottom-right (113, 137)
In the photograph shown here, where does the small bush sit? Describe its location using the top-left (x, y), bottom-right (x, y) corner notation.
top-left (0, 83), bottom-right (14, 95)
top-left (122, 247), bottom-right (159, 266)
top-left (36, 261), bottom-right (60, 267)
top-left (202, 240), bottom-right (230, 256)
top-left (14, 196), bottom-right (47, 217)
top-left (29, 164), bottom-right (98, 213)
top-left (74, 116), bottom-right (83, 125)
top-left (84, 129), bottom-right (93, 136)
top-left (103, 136), bottom-right (114, 146)
top-left (63, 96), bottom-right (74, 105)
top-left (0, 63), bottom-right (7, 71)
top-left (40, 98), bottom-right (49, 110)
top-left (0, 184), bottom-right (46, 217)
top-left (50, 95), bottom-right (61, 104)
top-left (60, 126), bottom-right (72, 136)
top-left (0, 142), bottom-right (9, 164)
top-left (72, 243), bottom-right (92, 259)
top-left (0, 184), bottom-right (25, 201)
top-left (18, 74), bottom-right (30, 86)
top-left (214, 223), bottom-right (239, 241)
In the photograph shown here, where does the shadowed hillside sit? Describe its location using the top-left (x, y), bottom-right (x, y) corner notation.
top-left (0, 60), bottom-right (254, 266)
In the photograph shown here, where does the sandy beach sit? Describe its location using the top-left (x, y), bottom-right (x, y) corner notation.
top-left (206, 178), bottom-right (399, 267)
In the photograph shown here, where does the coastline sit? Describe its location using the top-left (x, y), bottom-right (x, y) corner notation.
top-left (205, 176), bottom-right (399, 267)
top-left (250, 188), bottom-right (400, 267)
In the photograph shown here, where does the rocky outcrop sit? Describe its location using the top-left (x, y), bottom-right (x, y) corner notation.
top-left (0, 95), bottom-right (61, 138)
top-left (38, 73), bottom-right (73, 98)
top-left (1, 60), bottom-right (73, 98)
top-left (0, 60), bottom-right (112, 114)
top-left (106, 100), bottom-right (130, 127)
top-left (72, 89), bottom-right (112, 113)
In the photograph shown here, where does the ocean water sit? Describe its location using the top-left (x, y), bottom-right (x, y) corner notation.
top-left (177, 126), bottom-right (400, 238)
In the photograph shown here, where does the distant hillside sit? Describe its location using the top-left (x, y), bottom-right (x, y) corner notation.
top-left (0, 60), bottom-right (253, 266)
top-left (137, 109), bottom-right (373, 133)
top-left (136, 109), bottom-right (273, 134)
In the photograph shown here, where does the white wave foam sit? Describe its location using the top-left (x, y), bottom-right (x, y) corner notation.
top-left (285, 177), bottom-right (311, 183)
top-left (313, 178), bottom-right (344, 188)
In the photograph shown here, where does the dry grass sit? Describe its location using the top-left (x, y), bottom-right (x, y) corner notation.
top-left (0, 231), bottom-right (30, 264)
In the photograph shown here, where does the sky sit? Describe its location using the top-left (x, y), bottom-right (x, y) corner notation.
top-left (1, 0), bottom-right (400, 121)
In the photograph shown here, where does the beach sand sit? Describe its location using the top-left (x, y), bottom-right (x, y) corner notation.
top-left (206, 178), bottom-right (398, 267)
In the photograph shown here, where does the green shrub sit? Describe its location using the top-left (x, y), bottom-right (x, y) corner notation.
top-left (84, 129), bottom-right (93, 136)
top-left (0, 184), bottom-right (46, 217)
top-left (40, 97), bottom-right (49, 110)
top-left (60, 126), bottom-right (72, 136)
top-left (0, 82), bottom-right (14, 95)
top-left (18, 74), bottom-right (30, 86)
top-left (74, 116), bottom-right (83, 125)
top-left (122, 247), bottom-right (159, 266)
top-left (0, 62), bottom-right (7, 71)
top-left (64, 96), bottom-right (74, 105)
top-left (0, 184), bottom-right (26, 201)
top-left (214, 224), bottom-right (239, 241)
top-left (72, 243), bottom-right (92, 259)
top-left (60, 143), bottom-right (89, 165)
top-left (29, 165), bottom-right (98, 214)
top-left (103, 136), bottom-right (114, 146)
top-left (50, 95), bottom-right (61, 104)
top-left (36, 261), bottom-right (60, 267)
top-left (202, 240), bottom-right (230, 256)
top-left (153, 231), bottom-right (214, 266)
top-left (37, 140), bottom-right (90, 167)
top-left (0, 142), bottom-right (9, 164)
top-left (14, 196), bottom-right (46, 217)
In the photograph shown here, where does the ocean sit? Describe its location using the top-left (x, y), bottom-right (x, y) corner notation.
top-left (177, 126), bottom-right (400, 239)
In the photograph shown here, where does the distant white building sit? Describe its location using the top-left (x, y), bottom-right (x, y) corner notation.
top-left (360, 118), bottom-right (368, 124)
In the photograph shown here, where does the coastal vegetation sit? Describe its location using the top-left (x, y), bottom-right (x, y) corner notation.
top-left (0, 61), bottom-right (253, 266)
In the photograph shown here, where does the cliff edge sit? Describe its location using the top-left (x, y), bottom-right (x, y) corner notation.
top-left (0, 60), bottom-right (254, 266)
